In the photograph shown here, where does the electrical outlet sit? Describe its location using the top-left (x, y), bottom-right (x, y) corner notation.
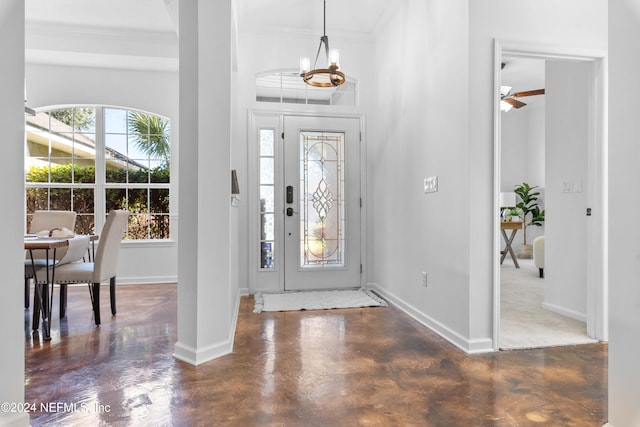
top-left (422, 272), bottom-right (428, 287)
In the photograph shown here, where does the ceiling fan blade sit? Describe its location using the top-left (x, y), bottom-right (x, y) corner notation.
top-left (505, 98), bottom-right (527, 109)
top-left (512, 88), bottom-right (545, 98)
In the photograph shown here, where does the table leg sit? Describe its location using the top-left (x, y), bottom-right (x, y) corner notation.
top-left (500, 229), bottom-right (520, 268)
top-left (28, 250), bottom-right (40, 331)
top-left (30, 248), bottom-right (53, 341)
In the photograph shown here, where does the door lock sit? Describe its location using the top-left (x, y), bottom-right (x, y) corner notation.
top-left (286, 186), bottom-right (294, 204)
top-left (286, 207), bottom-right (296, 217)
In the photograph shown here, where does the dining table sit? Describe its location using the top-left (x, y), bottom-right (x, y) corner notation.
top-left (24, 234), bottom-right (98, 341)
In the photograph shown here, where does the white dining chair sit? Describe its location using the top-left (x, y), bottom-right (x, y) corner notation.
top-left (27, 234), bottom-right (92, 329)
top-left (24, 210), bottom-right (77, 308)
top-left (35, 210), bottom-right (129, 325)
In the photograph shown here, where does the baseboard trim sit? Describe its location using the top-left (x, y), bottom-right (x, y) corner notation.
top-left (468, 337), bottom-right (495, 354)
top-left (542, 301), bottom-right (587, 323)
top-left (367, 283), bottom-right (494, 354)
top-left (173, 292), bottom-right (241, 366)
top-left (229, 290), bottom-right (241, 351)
top-left (173, 340), bottom-right (233, 366)
top-left (116, 275), bottom-right (178, 285)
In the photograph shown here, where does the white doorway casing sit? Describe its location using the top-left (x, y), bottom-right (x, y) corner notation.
top-left (492, 40), bottom-right (608, 350)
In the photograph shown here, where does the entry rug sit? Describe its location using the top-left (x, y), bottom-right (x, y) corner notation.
top-left (253, 289), bottom-right (387, 313)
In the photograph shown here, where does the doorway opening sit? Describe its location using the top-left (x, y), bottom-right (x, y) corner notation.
top-left (492, 41), bottom-right (608, 350)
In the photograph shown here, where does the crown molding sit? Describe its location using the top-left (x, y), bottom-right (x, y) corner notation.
top-left (26, 21), bottom-right (178, 45)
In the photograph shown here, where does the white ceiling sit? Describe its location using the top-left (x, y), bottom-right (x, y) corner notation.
top-left (25, 0), bottom-right (544, 98)
top-left (235, 0), bottom-right (394, 38)
top-left (25, 0), bottom-right (390, 36)
top-left (24, 0), bottom-right (391, 71)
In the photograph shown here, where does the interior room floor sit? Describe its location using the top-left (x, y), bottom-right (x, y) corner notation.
top-left (25, 284), bottom-right (607, 426)
top-left (500, 257), bottom-right (597, 349)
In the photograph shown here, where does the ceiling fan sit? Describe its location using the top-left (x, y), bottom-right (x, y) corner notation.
top-left (500, 61), bottom-right (545, 111)
top-left (500, 87), bottom-right (545, 110)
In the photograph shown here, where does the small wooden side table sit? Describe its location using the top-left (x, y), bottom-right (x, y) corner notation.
top-left (500, 221), bottom-right (522, 268)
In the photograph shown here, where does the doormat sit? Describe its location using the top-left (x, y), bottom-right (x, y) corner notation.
top-left (253, 289), bottom-right (387, 313)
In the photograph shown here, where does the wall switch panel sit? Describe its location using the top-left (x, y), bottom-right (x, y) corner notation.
top-left (421, 272), bottom-right (428, 287)
top-left (573, 179), bottom-right (583, 193)
top-left (561, 179), bottom-right (583, 193)
top-left (424, 176), bottom-right (438, 193)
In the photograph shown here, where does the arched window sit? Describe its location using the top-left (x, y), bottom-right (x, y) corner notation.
top-left (25, 106), bottom-right (171, 240)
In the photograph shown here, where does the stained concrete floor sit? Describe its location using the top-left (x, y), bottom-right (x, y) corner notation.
top-left (25, 284), bottom-right (607, 426)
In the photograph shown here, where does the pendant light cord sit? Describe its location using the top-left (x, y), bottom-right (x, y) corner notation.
top-left (313, 0), bottom-right (329, 69)
top-left (323, 0), bottom-right (326, 37)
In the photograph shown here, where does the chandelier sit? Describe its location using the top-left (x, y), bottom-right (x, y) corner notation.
top-left (298, 0), bottom-right (345, 87)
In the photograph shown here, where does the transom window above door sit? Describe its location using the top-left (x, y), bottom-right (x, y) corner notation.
top-left (255, 70), bottom-right (357, 106)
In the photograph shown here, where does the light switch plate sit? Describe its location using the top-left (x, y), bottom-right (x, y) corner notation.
top-left (424, 176), bottom-right (438, 193)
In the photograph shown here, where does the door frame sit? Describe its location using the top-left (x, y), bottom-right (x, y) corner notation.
top-left (248, 109), bottom-right (367, 294)
top-left (492, 39), bottom-right (608, 350)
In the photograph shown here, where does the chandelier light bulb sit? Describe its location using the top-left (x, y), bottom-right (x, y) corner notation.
top-left (328, 48), bottom-right (340, 67)
top-left (299, 57), bottom-right (311, 75)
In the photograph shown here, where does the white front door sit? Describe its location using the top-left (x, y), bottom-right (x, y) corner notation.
top-left (283, 116), bottom-right (361, 290)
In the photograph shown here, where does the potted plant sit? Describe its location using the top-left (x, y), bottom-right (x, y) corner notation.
top-left (514, 182), bottom-right (545, 259)
top-left (508, 207), bottom-right (522, 222)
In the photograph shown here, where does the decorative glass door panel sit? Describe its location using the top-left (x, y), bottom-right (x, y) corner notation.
top-left (300, 131), bottom-right (345, 268)
top-left (259, 129), bottom-right (276, 270)
top-left (284, 116), bottom-right (361, 291)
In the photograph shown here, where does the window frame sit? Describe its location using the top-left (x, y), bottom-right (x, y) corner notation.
top-left (25, 105), bottom-right (172, 241)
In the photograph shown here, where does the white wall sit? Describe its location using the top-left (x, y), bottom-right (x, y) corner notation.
top-left (544, 60), bottom-right (590, 320)
top-left (469, 0), bottom-right (607, 348)
top-left (526, 104), bottom-right (546, 189)
top-left (608, 1), bottom-right (640, 425)
top-left (25, 63), bottom-right (179, 284)
top-left (525, 104), bottom-right (546, 247)
top-left (501, 110), bottom-right (529, 191)
top-left (0, 2), bottom-right (30, 425)
top-left (368, 0), bottom-right (474, 350)
top-left (366, 0), bottom-right (606, 353)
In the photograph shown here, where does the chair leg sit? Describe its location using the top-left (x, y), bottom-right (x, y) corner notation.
top-left (59, 284), bottom-right (67, 318)
top-left (92, 282), bottom-right (101, 326)
top-left (539, 268), bottom-right (544, 278)
top-left (110, 276), bottom-right (117, 316)
top-left (25, 277), bottom-right (30, 309)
